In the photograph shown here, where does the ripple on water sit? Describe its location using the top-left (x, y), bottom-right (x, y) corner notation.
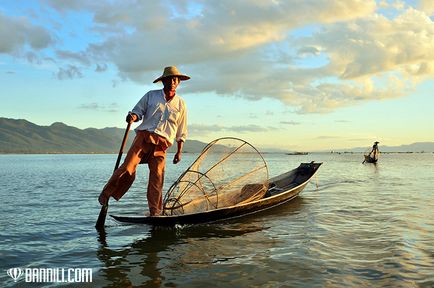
top-left (0, 153), bottom-right (433, 287)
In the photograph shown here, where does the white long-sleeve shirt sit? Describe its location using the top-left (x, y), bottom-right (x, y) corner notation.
top-left (132, 89), bottom-right (187, 145)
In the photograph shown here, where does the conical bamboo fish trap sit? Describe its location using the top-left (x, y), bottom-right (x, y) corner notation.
top-left (163, 137), bottom-right (269, 215)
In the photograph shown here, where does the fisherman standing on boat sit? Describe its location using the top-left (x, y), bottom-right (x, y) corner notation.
top-left (370, 141), bottom-right (379, 159)
top-left (98, 66), bottom-right (189, 216)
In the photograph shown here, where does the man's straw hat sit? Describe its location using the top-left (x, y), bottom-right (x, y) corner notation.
top-left (153, 66), bottom-right (190, 83)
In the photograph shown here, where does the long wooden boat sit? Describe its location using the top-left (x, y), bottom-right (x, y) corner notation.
top-left (111, 162), bottom-right (322, 226)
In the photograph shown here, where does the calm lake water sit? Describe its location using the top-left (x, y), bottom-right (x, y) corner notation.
top-left (0, 153), bottom-right (433, 287)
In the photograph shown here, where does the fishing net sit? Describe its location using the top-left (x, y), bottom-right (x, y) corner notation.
top-left (163, 137), bottom-right (269, 215)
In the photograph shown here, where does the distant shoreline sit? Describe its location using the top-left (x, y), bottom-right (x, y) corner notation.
top-left (2, 118), bottom-right (433, 154)
top-left (1, 151), bottom-right (433, 155)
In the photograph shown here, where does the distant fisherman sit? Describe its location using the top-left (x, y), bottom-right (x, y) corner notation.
top-left (370, 141), bottom-right (379, 159)
top-left (98, 66), bottom-right (189, 216)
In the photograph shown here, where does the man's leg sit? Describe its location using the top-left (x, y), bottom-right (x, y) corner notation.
top-left (99, 132), bottom-right (152, 204)
top-left (147, 153), bottom-right (166, 216)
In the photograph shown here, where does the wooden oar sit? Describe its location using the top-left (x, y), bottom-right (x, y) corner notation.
top-left (95, 121), bottom-right (132, 229)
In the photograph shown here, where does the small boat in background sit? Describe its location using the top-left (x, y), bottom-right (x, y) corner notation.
top-left (364, 154), bottom-right (377, 163)
top-left (363, 141), bottom-right (380, 164)
top-left (286, 152), bottom-right (308, 155)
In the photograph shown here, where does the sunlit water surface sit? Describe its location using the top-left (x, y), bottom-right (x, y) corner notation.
top-left (0, 153), bottom-right (433, 287)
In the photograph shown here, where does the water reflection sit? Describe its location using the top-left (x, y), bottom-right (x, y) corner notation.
top-left (96, 221), bottom-right (267, 287)
top-left (221, 195), bottom-right (308, 224)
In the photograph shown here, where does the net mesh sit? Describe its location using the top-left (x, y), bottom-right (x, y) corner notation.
top-left (163, 137), bottom-right (269, 215)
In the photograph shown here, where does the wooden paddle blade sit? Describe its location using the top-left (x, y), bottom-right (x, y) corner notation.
top-left (95, 203), bottom-right (108, 229)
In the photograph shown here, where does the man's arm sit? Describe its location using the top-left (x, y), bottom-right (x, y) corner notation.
top-left (174, 102), bottom-right (187, 164)
top-left (173, 140), bottom-right (184, 164)
top-left (130, 92), bottom-right (149, 122)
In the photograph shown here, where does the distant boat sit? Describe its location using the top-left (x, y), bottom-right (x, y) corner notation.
top-left (286, 152), bottom-right (308, 155)
top-left (363, 141), bottom-right (380, 164)
top-left (363, 154), bottom-right (377, 163)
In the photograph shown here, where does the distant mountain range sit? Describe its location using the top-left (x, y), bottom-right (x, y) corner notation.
top-left (328, 142), bottom-right (434, 153)
top-left (1, 117), bottom-right (433, 153)
top-left (0, 117), bottom-right (208, 153)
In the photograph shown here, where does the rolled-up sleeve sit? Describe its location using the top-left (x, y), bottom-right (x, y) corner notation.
top-left (176, 107), bottom-right (187, 142)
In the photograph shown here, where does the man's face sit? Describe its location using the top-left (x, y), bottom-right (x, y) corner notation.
top-left (162, 76), bottom-right (180, 92)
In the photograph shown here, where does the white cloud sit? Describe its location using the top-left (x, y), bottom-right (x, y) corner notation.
top-left (78, 102), bottom-right (119, 112)
top-left (189, 123), bottom-right (271, 136)
top-left (56, 50), bottom-right (91, 65)
top-left (315, 9), bottom-right (434, 80)
top-left (80, 0), bottom-right (376, 76)
top-left (0, 12), bottom-right (53, 54)
top-left (280, 121), bottom-right (301, 125)
top-left (419, 0), bottom-right (434, 15)
top-left (3, 1), bottom-right (434, 113)
top-left (379, 0), bottom-right (405, 10)
top-left (55, 65), bottom-right (83, 80)
top-left (315, 135), bottom-right (342, 139)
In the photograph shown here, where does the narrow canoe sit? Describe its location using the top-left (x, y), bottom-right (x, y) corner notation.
top-left (364, 155), bottom-right (378, 163)
top-left (111, 162), bottom-right (322, 226)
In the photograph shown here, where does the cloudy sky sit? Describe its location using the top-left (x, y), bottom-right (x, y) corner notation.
top-left (1, 0), bottom-right (433, 151)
